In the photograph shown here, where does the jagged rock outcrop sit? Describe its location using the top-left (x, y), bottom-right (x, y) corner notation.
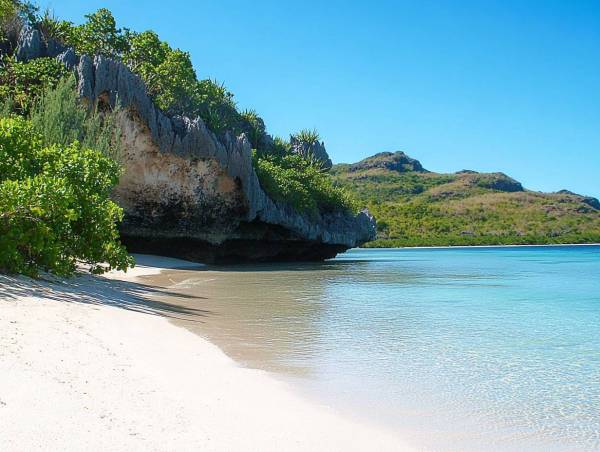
top-left (350, 151), bottom-right (426, 173)
top-left (290, 136), bottom-right (333, 170)
top-left (558, 190), bottom-right (600, 210)
top-left (467, 173), bottom-right (523, 192)
top-left (14, 25), bottom-right (42, 61)
top-left (12, 28), bottom-right (375, 263)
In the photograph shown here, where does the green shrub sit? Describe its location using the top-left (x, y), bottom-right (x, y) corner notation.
top-left (291, 128), bottom-right (320, 145)
top-left (58, 8), bottom-right (129, 57)
top-left (254, 152), bottom-right (358, 215)
top-left (0, 0), bottom-right (15, 27)
top-left (0, 116), bottom-right (133, 276)
top-left (240, 109), bottom-right (265, 149)
top-left (29, 75), bottom-right (121, 160)
top-left (37, 9), bottom-right (75, 44)
top-left (0, 56), bottom-right (68, 114)
top-left (1, 0), bottom-right (37, 27)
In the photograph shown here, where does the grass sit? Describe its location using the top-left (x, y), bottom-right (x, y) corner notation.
top-left (331, 154), bottom-right (600, 247)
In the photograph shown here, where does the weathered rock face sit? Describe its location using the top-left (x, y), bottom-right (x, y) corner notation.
top-left (350, 151), bottom-right (426, 173)
top-left (13, 29), bottom-right (376, 263)
top-left (466, 173), bottom-right (524, 192)
top-left (558, 190), bottom-right (600, 210)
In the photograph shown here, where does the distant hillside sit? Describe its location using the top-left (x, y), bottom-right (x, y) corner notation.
top-left (331, 151), bottom-right (600, 247)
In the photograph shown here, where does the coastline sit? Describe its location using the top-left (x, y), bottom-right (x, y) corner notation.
top-left (0, 255), bottom-right (411, 451)
top-left (361, 243), bottom-right (600, 250)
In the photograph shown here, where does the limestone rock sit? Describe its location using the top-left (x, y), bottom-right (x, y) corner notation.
top-left (558, 190), bottom-right (600, 210)
top-left (15, 25), bottom-right (41, 62)
top-left (60, 52), bottom-right (375, 262)
top-left (57, 48), bottom-right (78, 71)
top-left (10, 25), bottom-right (376, 262)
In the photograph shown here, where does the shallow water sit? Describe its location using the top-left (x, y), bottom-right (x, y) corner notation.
top-left (142, 246), bottom-right (600, 451)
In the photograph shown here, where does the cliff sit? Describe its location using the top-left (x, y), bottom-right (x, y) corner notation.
top-left (14, 26), bottom-right (376, 263)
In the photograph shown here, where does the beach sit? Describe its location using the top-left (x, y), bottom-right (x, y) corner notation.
top-left (0, 255), bottom-right (410, 452)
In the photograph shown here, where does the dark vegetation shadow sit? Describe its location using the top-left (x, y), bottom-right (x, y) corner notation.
top-left (0, 273), bottom-right (210, 323)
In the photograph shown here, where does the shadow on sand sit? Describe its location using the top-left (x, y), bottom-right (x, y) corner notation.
top-left (0, 272), bottom-right (211, 323)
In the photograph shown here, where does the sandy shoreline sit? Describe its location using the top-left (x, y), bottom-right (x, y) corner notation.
top-left (0, 255), bottom-right (412, 451)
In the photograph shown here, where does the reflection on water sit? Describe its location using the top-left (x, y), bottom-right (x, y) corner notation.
top-left (140, 246), bottom-right (600, 451)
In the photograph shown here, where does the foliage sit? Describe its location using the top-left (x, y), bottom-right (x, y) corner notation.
top-left (29, 75), bottom-right (121, 160)
top-left (331, 162), bottom-right (600, 247)
top-left (0, 116), bottom-right (133, 276)
top-left (1, 0), bottom-right (37, 27)
top-left (270, 136), bottom-right (291, 156)
top-left (254, 151), bottom-right (358, 215)
top-left (126, 30), bottom-right (196, 114)
top-left (0, 0), bottom-right (16, 24)
top-left (194, 78), bottom-right (240, 133)
top-left (44, 8), bottom-right (263, 141)
top-left (37, 9), bottom-right (75, 44)
top-left (1, 1), bottom-right (41, 60)
top-left (291, 128), bottom-right (320, 145)
top-left (57, 8), bottom-right (129, 57)
top-left (0, 56), bottom-right (68, 114)
top-left (123, 29), bottom-right (244, 129)
top-left (0, 94), bottom-right (13, 116)
top-left (2, 5), bottom-right (355, 218)
top-left (241, 109), bottom-right (266, 149)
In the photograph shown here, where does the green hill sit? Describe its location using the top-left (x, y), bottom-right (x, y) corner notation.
top-left (331, 151), bottom-right (600, 247)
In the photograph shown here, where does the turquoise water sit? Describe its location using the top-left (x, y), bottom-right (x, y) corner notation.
top-left (302, 246), bottom-right (600, 450)
top-left (158, 245), bottom-right (600, 450)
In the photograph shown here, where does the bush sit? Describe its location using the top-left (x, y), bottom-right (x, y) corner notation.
top-left (0, 116), bottom-right (133, 276)
top-left (0, 56), bottom-right (68, 114)
top-left (291, 128), bottom-right (320, 145)
top-left (253, 152), bottom-right (358, 215)
top-left (0, 0), bottom-right (16, 28)
top-left (37, 9), bottom-right (75, 45)
top-left (29, 75), bottom-right (121, 160)
top-left (57, 8), bottom-right (129, 58)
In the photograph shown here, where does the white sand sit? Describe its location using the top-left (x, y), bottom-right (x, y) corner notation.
top-left (0, 256), bottom-right (412, 451)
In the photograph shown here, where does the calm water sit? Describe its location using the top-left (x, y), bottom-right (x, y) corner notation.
top-left (145, 246), bottom-right (600, 451)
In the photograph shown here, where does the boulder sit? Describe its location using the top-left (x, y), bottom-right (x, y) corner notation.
top-left (469, 173), bottom-right (524, 192)
top-left (350, 151), bottom-right (426, 173)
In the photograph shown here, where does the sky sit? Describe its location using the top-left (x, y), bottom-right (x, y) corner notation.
top-left (39, 0), bottom-right (600, 197)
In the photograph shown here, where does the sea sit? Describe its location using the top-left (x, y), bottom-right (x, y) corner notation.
top-left (146, 245), bottom-right (600, 451)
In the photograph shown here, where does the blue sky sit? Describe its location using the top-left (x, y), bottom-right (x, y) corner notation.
top-left (40, 0), bottom-right (600, 197)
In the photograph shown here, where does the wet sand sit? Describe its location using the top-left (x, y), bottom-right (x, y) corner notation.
top-left (137, 263), bottom-right (332, 376)
top-left (0, 255), bottom-right (411, 451)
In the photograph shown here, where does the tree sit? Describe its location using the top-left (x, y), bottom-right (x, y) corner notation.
top-left (69, 8), bottom-right (129, 57)
top-left (0, 116), bottom-right (133, 276)
top-left (125, 30), bottom-right (197, 115)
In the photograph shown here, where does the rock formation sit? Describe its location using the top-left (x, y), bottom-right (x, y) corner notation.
top-left (466, 173), bottom-right (524, 192)
top-left (349, 151), bottom-right (426, 173)
top-left (13, 27), bottom-right (376, 263)
top-left (558, 190), bottom-right (600, 210)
